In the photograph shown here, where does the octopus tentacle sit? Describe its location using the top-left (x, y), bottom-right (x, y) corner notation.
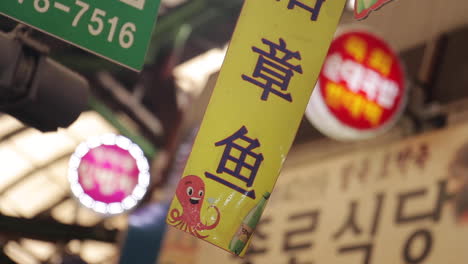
top-left (177, 221), bottom-right (182, 230)
top-left (193, 229), bottom-right (209, 239)
top-left (174, 220), bottom-right (184, 229)
top-left (168, 208), bottom-right (182, 224)
top-left (199, 205), bottom-right (221, 231)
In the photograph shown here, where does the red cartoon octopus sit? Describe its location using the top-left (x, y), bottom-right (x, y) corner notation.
top-left (168, 175), bottom-right (220, 238)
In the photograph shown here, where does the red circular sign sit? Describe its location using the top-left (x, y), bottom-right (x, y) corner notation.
top-left (320, 31), bottom-right (404, 129)
top-left (306, 30), bottom-right (406, 140)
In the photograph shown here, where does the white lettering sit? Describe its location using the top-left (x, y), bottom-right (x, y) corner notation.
top-left (322, 53), bottom-right (400, 109)
top-left (120, 175), bottom-right (136, 196)
top-left (362, 69), bottom-right (380, 101)
top-left (96, 169), bottom-right (118, 195)
top-left (340, 59), bottom-right (365, 92)
top-left (377, 80), bottom-right (399, 109)
top-left (79, 161), bottom-right (95, 190)
top-left (323, 53), bottom-right (342, 83)
top-left (78, 161), bottom-right (137, 196)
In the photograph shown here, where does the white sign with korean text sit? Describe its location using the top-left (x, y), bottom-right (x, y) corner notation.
top-left (193, 123), bottom-right (468, 264)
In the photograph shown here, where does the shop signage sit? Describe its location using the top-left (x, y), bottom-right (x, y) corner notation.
top-left (166, 0), bottom-right (346, 257)
top-left (194, 123), bottom-right (468, 264)
top-left (306, 30), bottom-right (406, 141)
top-left (354, 0), bottom-right (395, 20)
top-left (0, 0), bottom-right (161, 70)
top-left (68, 134), bottom-right (150, 214)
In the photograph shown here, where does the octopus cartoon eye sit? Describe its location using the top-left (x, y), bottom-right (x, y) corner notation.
top-left (186, 187), bottom-right (194, 196)
top-left (199, 190), bottom-right (204, 197)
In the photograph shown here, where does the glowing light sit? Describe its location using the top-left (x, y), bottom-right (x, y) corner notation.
top-left (79, 194), bottom-right (94, 208)
top-left (94, 202), bottom-right (108, 214)
top-left (115, 136), bottom-right (131, 150)
top-left (71, 184), bottom-right (84, 197)
top-left (101, 133), bottom-right (116, 146)
top-left (108, 203), bottom-right (124, 214)
top-left (68, 134), bottom-right (150, 215)
top-left (132, 185), bottom-right (146, 200)
top-left (68, 156), bottom-right (81, 170)
top-left (138, 172), bottom-right (150, 187)
top-left (68, 168), bottom-right (78, 182)
top-left (74, 143), bottom-right (90, 158)
top-left (86, 137), bottom-right (100, 149)
top-left (129, 144), bottom-right (144, 159)
top-left (123, 196), bottom-right (137, 210)
top-left (137, 159), bottom-right (149, 171)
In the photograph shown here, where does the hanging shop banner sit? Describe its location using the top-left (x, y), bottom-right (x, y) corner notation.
top-left (166, 0), bottom-right (347, 257)
top-left (0, 0), bottom-right (161, 71)
top-left (68, 134), bottom-right (150, 215)
top-left (194, 123), bottom-right (468, 264)
top-left (305, 29), bottom-right (406, 141)
top-left (354, 0), bottom-right (395, 20)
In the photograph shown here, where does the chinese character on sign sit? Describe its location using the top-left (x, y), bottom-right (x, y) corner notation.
top-left (278, 0), bottom-right (326, 21)
top-left (205, 126), bottom-right (264, 199)
top-left (242, 38), bottom-right (303, 102)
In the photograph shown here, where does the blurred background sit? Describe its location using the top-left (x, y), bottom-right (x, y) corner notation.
top-left (0, 0), bottom-right (468, 263)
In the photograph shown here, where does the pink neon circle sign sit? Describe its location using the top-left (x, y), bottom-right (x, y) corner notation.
top-left (68, 134), bottom-right (150, 215)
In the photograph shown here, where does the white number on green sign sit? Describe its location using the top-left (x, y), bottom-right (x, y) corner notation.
top-left (71, 0), bottom-right (136, 49)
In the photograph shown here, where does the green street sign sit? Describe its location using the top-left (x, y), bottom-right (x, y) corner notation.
top-left (0, 0), bottom-right (161, 71)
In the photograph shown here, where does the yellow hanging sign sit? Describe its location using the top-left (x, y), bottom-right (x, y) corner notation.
top-left (166, 0), bottom-right (346, 256)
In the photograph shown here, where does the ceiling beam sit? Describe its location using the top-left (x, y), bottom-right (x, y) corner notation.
top-left (0, 214), bottom-right (118, 243)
